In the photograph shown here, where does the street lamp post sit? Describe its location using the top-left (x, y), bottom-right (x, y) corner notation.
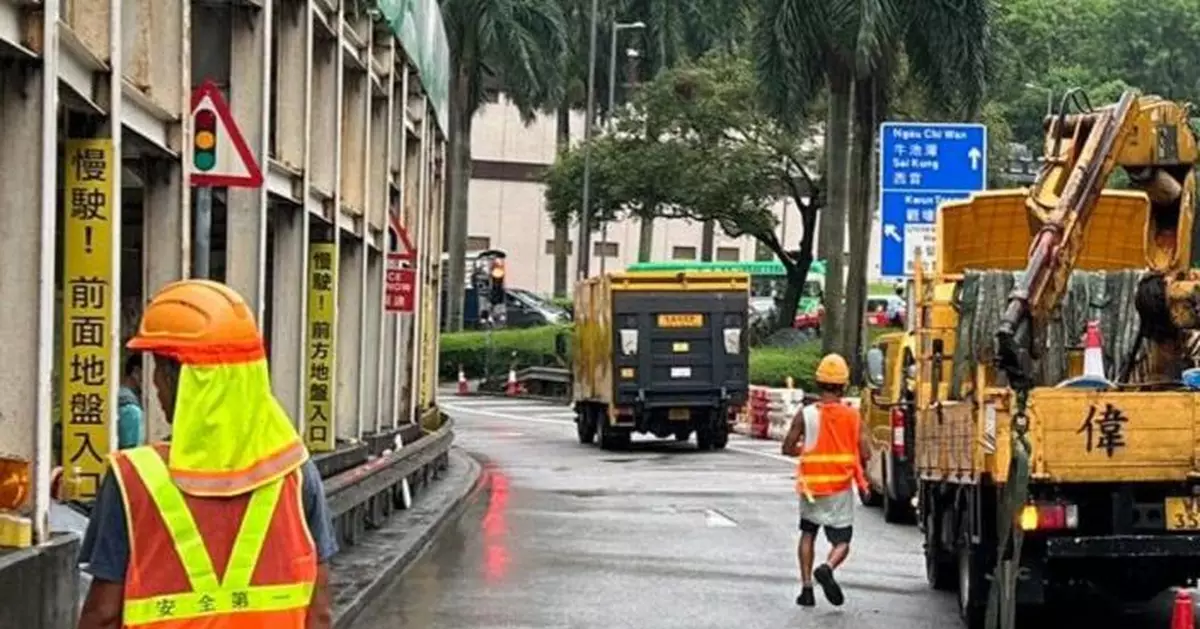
top-left (576, 0), bottom-right (601, 282)
top-left (598, 21), bottom-right (645, 274)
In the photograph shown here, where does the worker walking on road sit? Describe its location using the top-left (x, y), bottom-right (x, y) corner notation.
top-left (77, 280), bottom-right (338, 629)
top-left (782, 353), bottom-right (869, 608)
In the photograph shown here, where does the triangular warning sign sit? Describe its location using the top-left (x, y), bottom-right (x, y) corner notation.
top-left (189, 79), bottom-right (264, 188)
top-left (388, 211), bottom-right (417, 261)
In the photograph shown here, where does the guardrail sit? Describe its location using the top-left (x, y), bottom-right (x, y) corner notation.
top-left (324, 419), bottom-right (454, 550)
top-left (516, 366), bottom-right (571, 398)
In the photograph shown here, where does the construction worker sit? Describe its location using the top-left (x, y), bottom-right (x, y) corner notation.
top-left (781, 353), bottom-right (869, 608)
top-left (77, 280), bottom-right (337, 629)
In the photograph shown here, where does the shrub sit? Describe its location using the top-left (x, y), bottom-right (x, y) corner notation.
top-left (439, 324), bottom-right (572, 381)
top-left (440, 322), bottom-right (829, 390)
top-left (749, 344), bottom-right (822, 390)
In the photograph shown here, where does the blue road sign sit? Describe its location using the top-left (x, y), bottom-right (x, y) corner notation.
top-left (878, 122), bottom-right (988, 277)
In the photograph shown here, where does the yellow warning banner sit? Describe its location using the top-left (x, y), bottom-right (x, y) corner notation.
top-left (61, 138), bottom-right (116, 500)
top-left (305, 242), bottom-right (337, 452)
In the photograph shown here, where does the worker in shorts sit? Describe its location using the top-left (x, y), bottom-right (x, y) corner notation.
top-left (781, 353), bottom-right (869, 607)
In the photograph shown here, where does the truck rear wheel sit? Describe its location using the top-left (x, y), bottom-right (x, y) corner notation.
top-left (576, 406), bottom-right (597, 445)
top-left (957, 511), bottom-right (987, 629)
top-left (696, 411), bottom-right (728, 451)
top-left (599, 419), bottom-right (630, 451)
top-left (923, 493), bottom-right (956, 591)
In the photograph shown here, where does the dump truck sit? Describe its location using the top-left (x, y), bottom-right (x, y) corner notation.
top-left (904, 89), bottom-right (1200, 629)
top-left (572, 271), bottom-right (750, 451)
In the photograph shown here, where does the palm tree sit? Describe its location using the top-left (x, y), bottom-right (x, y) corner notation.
top-left (755, 0), bottom-right (990, 359)
top-left (441, 0), bottom-right (569, 331)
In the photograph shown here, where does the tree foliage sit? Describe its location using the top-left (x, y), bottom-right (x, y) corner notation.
top-left (544, 53), bottom-right (823, 327)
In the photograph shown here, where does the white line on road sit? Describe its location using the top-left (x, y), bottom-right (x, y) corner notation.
top-left (443, 400), bottom-right (798, 466)
top-left (440, 403), bottom-right (575, 427)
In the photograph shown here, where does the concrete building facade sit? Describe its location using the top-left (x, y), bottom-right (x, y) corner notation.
top-left (0, 0), bottom-right (449, 549)
top-left (465, 96), bottom-right (888, 295)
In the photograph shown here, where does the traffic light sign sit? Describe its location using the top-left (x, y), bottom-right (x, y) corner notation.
top-left (188, 80), bottom-right (263, 188)
top-left (194, 108), bottom-right (217, 172)
top-left (489, 260), bottom-right (506, 305)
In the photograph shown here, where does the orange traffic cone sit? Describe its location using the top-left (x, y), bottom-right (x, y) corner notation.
top-left (457, 365), bottom-right (469, 395)
top-left (1171, 589), bottom-right (1194, 629)
top-left (1083, 320), bottom-right (1105, 379)
top-left (506, 368), bottom-right (519, 396)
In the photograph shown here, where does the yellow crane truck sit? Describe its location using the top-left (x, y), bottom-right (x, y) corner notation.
top-left (572, 271), bottom-right (750, 451)
top-left (908, 90), bottom-right (1200, 628)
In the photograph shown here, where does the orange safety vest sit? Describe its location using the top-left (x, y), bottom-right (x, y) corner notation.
top-left (110, 444), bottom-right (317, 628)
top-left (796, 402), bottom-right (866, 499)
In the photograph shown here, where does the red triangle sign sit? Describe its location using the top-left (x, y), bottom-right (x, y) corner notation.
top-left (189, 79), bottom-right (264, 188)
top-left (388, 211), bottom-right (417, 261)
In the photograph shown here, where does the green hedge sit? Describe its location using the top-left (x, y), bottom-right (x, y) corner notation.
top-left (748, 345), bottom-right (822, 389)
top-left (440, 324), bottom-right (823, 390)
top-left (439, 324), bottom-right (572, 381)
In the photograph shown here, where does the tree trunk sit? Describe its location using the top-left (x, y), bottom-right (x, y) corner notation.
top-left (443, 68), bottom-right (475, 332)
top-left (842, 77), bottom-right (877, 380)
top-left (820, 72), bottom-right (853, 356)
top-left (638, 215), bottom-right (654, 262)
top-left (552, 107), bottom-right (571, 297)
top-left (700, 221), bottom-right (715, 261)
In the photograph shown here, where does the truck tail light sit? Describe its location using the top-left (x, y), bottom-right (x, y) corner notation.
top-left (890, 407), bottom-right (906, 458)
top-left (1019, 502), bottom-right (1079, 531)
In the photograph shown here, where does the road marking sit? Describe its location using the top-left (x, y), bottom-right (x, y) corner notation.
top-left (705, 508), bottom-right (739, 527)
top-left (441, 403), bottom-right (575, 427)
top-left (442, 401), bottom-right (798, 466)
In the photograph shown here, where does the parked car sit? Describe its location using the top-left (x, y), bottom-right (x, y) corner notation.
top-left (866, 294), bottom-right (905, 328)
top-left (504, 288), bottom-right (572, 328)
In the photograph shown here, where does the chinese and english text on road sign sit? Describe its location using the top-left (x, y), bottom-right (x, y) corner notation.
top-left (878, 122), bottom-right (988, 277)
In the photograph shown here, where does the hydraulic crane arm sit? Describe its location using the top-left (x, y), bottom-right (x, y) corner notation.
top-left (995, 89), bottom-right (1197, 389)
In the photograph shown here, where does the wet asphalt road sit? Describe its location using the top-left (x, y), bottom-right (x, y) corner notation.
top-left (352, 395), bottom-right (1189, 629)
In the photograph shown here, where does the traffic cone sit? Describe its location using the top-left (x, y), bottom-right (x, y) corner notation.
top-left (1171, 589), bottom-right (1194, 629)
top-left (457, 365), bottom-right (469, 395)
top-left (506, 368), bottom-right (519, 396)
top-left (1083, 320), bottom-right (1105, 379)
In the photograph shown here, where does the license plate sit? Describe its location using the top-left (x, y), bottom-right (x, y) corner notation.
top-left (669, 408), bottom-right (690, 421)
top-left (1166, 497), bottom-right (1200, 530)
top-left (672, 342), bottom-right (690, 353)
top-left (670, 366), bottom-right (692, 378)
top-left (658, 314), bottom-right (703, 328)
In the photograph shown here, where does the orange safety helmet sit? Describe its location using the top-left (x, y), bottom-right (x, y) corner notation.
top-left (127, 279), bottom-right (264, 365)
top-left (815, 353), bottom-right (850, 386)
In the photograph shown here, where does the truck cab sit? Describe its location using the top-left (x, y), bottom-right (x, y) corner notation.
top-left (862, 331), bottom-right (918, 523)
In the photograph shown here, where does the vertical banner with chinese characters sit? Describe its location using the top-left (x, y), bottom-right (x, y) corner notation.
top-left (305, 243), bottom-right (337, 452)
top-left (61, 139), bottom-right (116, 500)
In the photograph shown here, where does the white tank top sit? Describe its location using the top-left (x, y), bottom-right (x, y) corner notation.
top-left (801, 404), bottom-right (821, 453)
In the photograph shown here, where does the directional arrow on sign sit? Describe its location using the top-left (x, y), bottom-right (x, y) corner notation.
top-left (968, 147), bottom-right (982, 171)
top-left (884, 224), bottom-right (902, 243)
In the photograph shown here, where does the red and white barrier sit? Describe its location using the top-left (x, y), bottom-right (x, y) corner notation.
top-left (731, 385), bottom-right (859, 442)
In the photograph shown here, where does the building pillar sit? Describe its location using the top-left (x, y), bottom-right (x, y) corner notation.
top-left (336, 235), bottom-right (364, 439)
top-left (363, 249), bottom-right (383, 432)
top-left (225, 4), bottom-right (270, 319)
top-left (141, 159), bottom-right (187, 442)
top-left (0, 70), bottom-right (48, 479)
top-left (270, 204), bottom-right (306, 420)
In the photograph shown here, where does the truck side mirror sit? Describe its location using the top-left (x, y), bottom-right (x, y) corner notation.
top-left (866, 348), bottom-right (885, 387)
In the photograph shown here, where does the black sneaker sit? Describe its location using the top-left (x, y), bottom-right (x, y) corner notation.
top-left (814, 564), bottom-right (844, 606)
top-left (796, 586), bottom-right (815, 607)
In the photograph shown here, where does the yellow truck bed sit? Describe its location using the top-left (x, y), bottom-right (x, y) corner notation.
top-left (919, 389), bottom-right (1200, 484)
